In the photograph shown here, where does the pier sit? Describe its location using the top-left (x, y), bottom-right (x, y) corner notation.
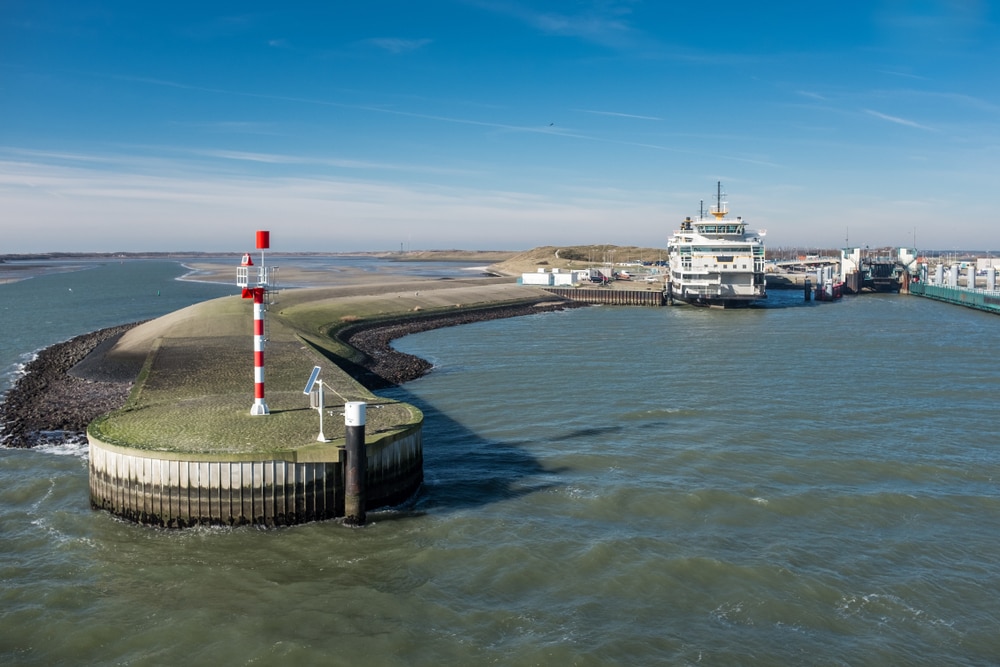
top-left (89, 426), bottom-right (422, 527)
top-left (543, 287), bottom-right (665, 306)
top-left (85, 278), bottom-right (557, 528)
top-left (85, 289), bottom-right (426, 527)
top-left (905, 259), bottom-right (1000, 315)
top-left (909, 282), bottom-right (1000, 316)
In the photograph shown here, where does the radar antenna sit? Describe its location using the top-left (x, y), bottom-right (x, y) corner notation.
top-left (710, 181), bottom-right (728, 220)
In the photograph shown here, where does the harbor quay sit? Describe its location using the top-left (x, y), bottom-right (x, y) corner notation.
top-left (89, 424), bottom-right (422, 527)
top-left (908, 279), bottom-right (1000, 316)
top-left (514, 246), bottom-right (1000, 315)
top-left (85, 277), bottom-right (569, 528)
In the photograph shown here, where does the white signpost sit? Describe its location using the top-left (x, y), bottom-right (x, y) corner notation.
top-left (303, 366), bottom-right (328, 442)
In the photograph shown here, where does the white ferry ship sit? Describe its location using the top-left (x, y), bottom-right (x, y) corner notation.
top-left (666, 182), bottom-right (767, 308)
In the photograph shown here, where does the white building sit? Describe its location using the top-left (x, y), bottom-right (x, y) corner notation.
top-left (520, 268), bottom-right (588, 286)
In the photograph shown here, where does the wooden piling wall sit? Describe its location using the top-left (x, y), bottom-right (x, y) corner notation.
top-left (366, 428), bottom-right (423, 510)
top-left (544, 287), bottom-right (665, 306)
top-left (88, 423), bottom-right (423, 528)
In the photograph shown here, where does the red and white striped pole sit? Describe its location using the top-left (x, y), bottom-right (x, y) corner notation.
top-left (248, 286), bottom-right (268, 415)
top-left (241, 230), bottom-right (271, 416)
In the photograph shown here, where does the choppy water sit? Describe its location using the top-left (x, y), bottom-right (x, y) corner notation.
top-left (2, 260), bottom-right (999, 665)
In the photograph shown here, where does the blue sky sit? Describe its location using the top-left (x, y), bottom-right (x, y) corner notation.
top-left (2, 1), bottom-right (998, 253)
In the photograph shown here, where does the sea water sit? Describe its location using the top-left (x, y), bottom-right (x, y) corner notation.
top-left (1, 260), bottom-right (999, 665)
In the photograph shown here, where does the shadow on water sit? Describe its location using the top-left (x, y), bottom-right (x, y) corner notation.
top-left (377, 385), bottom-right (568, 514)
top-left (548, 425), bottom-right (621, 442)
top-left (756, 289), bottom-right (825, 309)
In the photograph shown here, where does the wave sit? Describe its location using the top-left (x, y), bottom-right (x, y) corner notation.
top-left (32, 434), bottom-right (89, 459)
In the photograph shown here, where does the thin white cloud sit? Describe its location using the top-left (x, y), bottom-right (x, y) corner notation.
top-left (2, 148), bottom-right (121, 164)
top-left (578, 109), bottom-right (663, 121)
top-left (864, 109), bottom-right (934, 131)
top-left (0, 156), bottom-right (667, 252)
top-left (469, 0), bottom-right (638, 49)
top-left (183, 148), bottom-right (477, 175)
top-left (168, 120), bottom-right (281, 136)
top-left (365, 38), bottom-right (433, 54)
top-left (797, 90), bottom-right (827, 102)
top-left (877, 88), bottom-right (1000, 113)
top-left (877, 69), bottom-right (925, 80)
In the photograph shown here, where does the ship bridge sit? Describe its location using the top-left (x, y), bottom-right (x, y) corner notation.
top-left (694, 221), bottom-right (747, 235)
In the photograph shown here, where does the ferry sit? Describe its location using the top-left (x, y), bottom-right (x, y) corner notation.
top-left (666, 182), bottom-right (767, 308)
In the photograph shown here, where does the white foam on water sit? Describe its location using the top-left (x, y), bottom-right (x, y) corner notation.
top-left (33, 434), bottom-right (89, 459)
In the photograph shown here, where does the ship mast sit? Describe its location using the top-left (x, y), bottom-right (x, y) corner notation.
top-left (710, 181), bottom-right (728, 220)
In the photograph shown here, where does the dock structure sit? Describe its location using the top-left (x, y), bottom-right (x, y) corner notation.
top-left (86, 291), bottom-right (425, 528)
top-left (543, 287), bottom-right (665, 306)
top-left (906, 260), bottom-right (1000, 315)
top-left (908, 281), bottom-right (1000, 316)
top-left (89, 426), bottom-right (422, 527)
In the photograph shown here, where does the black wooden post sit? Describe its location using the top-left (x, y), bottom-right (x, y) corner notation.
top-left (344, 401), bottom-right (367, 526)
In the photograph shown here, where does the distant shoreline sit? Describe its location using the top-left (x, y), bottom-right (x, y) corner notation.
top-left (0, 252), bottom-right (516, 286)
top-left (0, 250), bottom-right (520, 263)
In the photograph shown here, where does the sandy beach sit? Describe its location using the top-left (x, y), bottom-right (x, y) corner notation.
top-left (179, 260), bottom-right (505, 289)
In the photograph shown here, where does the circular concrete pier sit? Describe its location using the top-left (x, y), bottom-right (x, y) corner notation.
top-left (89, 425), bottom-right (422, 527)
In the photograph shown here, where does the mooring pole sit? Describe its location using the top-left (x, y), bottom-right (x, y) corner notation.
top-left (344, 401), bottom-right (367, 526)
top-left (804, 277), bottom-right (812, 301)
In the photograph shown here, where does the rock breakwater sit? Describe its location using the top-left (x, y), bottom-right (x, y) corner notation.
top-left (0, 323), bottom-right (142, 448)
top-left (342, 301), bottom-right (584, 387)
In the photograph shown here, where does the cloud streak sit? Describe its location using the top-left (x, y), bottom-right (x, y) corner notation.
top-left (0, 153), bottom-right (668, 252)
top-left (578, 109), bottom-right (663, 121)
top-left (864, 109), bottom-right (934, 130)
top-left (364, 38), bottom-right (433, 54)
top-left (468, 0), bottom-right (640, 49)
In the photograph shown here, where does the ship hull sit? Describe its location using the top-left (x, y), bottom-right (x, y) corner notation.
top-left (671, 292), bottom-right (766, 308)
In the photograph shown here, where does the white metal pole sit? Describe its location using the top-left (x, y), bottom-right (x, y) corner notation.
top-left (317, 382), bottom-right (327, 442)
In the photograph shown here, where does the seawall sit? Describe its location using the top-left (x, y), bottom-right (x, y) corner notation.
top-left (89, 424), bottom-right (422, 528)
top-left (543, 287), bottom-right (665, 306)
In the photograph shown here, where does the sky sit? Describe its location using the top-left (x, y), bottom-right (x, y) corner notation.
top-left (2, 1), bottom-right (999, 253)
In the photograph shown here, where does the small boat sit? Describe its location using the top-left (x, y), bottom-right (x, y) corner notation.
top-left (814, 280), bottom-right (844, 301)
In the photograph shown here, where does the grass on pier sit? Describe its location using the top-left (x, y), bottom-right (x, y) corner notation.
top-left (89, 279), bottom-right (552, 458)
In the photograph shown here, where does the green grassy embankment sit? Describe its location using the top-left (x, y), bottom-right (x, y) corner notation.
top-left (88, 279), bottom-right (554, 459)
